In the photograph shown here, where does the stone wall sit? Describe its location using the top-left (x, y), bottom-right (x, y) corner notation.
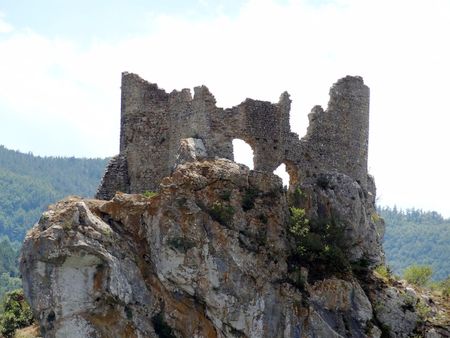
top-left (96, 73), bottom-right (370, 199)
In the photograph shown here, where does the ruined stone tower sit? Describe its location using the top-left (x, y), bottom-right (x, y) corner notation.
top-left (96, 73), bottom-right (370, 199)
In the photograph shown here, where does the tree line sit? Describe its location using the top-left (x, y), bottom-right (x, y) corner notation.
top-left (379, 206), bottom-right (450, 280)
top-left (0, 145), bottom-right (108, 301)
top-left (0, 145), bottom-right (108, 242)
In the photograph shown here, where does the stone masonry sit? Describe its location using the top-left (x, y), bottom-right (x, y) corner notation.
top-left (96, 73), bottom-right (370, 199)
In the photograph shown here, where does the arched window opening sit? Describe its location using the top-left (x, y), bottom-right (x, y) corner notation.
top-left (274, 163), bottom-right (290, 188)
top-left (232, 139), bottom-right (254, 169)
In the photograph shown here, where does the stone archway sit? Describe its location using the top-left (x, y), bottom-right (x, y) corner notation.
top-left (274, 160), bottom-right (299, 190)
top-left (232, 139), bottom-right (254, 169)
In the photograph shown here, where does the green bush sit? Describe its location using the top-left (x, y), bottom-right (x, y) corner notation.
top-left (370, 212), bottom-right (381, 223)
top-left (289, 208), bottom-right (309, 233)
top-left (374, 265), bottom-right (392, 280)
top-left (290, 187), bottom-right (305, 207)
top-left (441, 277), bottom-right (450, 297)
top-left (0, 289), bottom-right (34, 338)
top-left (403, 265), bottom-right (433, 286)
top-left (142, 191), bottom-right (158, 198)
top-left (289, 207), bottom-right (310, 255)
top-left (242, 188), bottom-right (259, 211)
top-left (209, 202), bottom-right (235, 226)
top-left (430, 276), bottom-right (450, 297)
top-left (288, 208), bottom-right (350, 276)
top-left (416, 300), bottom-right (431, 320)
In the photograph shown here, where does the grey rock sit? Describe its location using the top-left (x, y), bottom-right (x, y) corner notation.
top-left (173, 137), bottom-right (208, 169)
top-left (22, 161), bottom-right (379, 338)
top-left (309, 278), bottom-right (373, 337)
top-left (300, 172), bottom-right (384, 265)
top-left (372, 286), bottom-right (419, 337)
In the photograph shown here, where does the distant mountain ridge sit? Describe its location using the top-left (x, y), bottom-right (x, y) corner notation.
top-left (0, 145), bottom-right (108, 242)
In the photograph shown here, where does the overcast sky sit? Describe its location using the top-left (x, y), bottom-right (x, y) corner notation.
top-left (0, 0), bottom-right (449, 217)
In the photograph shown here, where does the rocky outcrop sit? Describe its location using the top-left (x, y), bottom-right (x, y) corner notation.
top-left (20, 159), bottom-right (448, 337)
top-left (20, 75), bottom-right (449, 337)
top-left (298, 172), bottom-right (384, 264)
top-left (173, 137), bottom-right (208, 168)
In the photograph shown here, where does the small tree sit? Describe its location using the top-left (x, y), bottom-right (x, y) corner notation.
top-left (403, 265), bottom-right (433, 287)
top-left (0, 289), bottom-right (34, 337)
top-left (439, 276), bottom-right (450, 297)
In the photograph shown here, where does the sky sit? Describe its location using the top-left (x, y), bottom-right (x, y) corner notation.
top-left (0, 0), bottom-right (449, 217)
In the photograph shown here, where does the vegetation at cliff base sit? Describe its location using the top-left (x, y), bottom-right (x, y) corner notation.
top-left (394, 264), bottom-right (450, 297)
top-left (0, 289), bottom-right (34, 338)
top-left (436, 276), bottom-right (450, 297)
top-left (403, 264), bottom-right (433, 287)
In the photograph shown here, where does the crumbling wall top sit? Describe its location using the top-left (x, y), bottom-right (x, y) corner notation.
top-left (97, 73), bottom-right (370, 200)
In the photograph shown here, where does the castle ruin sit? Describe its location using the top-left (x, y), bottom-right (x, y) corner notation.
top-left (96, 73), bottom-right (370, 199)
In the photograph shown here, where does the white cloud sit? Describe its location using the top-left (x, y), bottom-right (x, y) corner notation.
top-left (0, 0), bottom-right (449, 215)
top-left (0, 12), bottom-right (13, 33)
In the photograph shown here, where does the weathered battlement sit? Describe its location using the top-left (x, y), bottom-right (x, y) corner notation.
top-left (96, 73), bottom-right (370, 199)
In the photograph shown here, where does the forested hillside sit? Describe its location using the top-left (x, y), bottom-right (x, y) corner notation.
top-left (0, 236), bottom-right (21, 298)
top-left (0, 145), bottom-right (108, 242)
top-left (380, 207), bottom-right (450, 280)
top-left (0, 145), bottom-right (108, 299)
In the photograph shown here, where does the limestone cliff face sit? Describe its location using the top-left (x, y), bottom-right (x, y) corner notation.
top-left (20, 159), bottom-right (447, 338)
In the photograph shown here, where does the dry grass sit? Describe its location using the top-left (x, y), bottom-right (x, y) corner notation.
top-left (14, 324), bottom-right (41, 338)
